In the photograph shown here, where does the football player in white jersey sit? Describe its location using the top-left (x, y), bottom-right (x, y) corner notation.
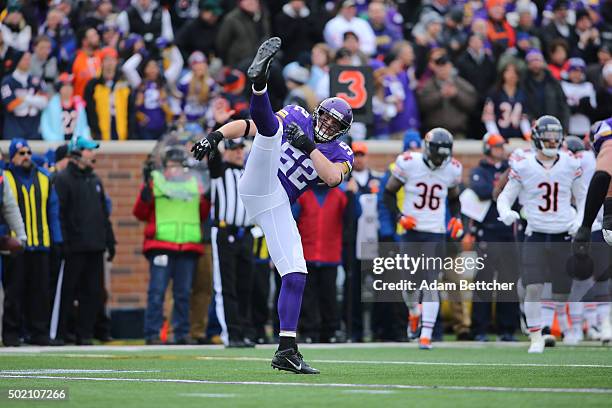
top-left (383, 128), bottom-right (464, 350)
top-left (497, 115), bottom-right (587, 353)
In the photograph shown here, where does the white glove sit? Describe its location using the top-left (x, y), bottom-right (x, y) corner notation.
top-left (497, 210), bottom-right (520, 226)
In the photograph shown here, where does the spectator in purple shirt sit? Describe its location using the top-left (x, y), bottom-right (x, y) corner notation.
top-left (367, 1), bottom-right (401, 59)
top-left (385, 43), bottom-right (420, 139)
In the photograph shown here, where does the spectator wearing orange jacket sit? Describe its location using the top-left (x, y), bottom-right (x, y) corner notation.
top-left (71, 27), bottom-right (101, 97)
top-left (486, 0), bottom-right (515, 59)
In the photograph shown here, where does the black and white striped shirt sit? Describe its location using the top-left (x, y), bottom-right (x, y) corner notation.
top-left (209, 157), bottom-right (249, 227)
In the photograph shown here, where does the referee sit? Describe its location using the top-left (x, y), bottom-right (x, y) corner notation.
top-left (209, 137), bottom-right (255, 348)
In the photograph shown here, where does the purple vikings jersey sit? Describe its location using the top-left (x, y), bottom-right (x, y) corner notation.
top-left (593, 118), bottom-right (612, 155)
top-left (138, 81), bottom-right (166, 131)
top-left (275, 105), bottom-right (354, 203)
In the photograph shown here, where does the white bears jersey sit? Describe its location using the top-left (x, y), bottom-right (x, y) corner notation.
top-left (508, 148), bottom-right (534, 206)
top-left (392, 151), bottom-right (462, 234)
top-left (575, 149), bottom-right (604, 231)
top-left (503, 150), bottom-right (585, 234)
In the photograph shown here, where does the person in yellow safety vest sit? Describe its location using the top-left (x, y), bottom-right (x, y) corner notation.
top-left (2, 138), bottom-right (62, 347)
top-left (133, 145), bottom-right (210, 345)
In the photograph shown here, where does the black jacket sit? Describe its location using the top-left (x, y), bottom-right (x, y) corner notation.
top-left (54, 162), bottom-right (116, 253)
top-left (215, 8), bottom-right (271, 67)
top-left (273, 6), bottom-right (321, 65)
top-left (456, 50), bottom-right (497, 98)
top-left (522, 70), bottom-right (570, 129)
top-left (175, 17), bottom-right (219, 60)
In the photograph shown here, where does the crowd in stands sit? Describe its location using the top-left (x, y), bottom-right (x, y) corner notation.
top-left (0, 0), bottom-right (610, 143)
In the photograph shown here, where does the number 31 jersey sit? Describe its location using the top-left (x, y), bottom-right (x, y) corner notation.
top-left (508, 150), bottom-right (582, 234)
top-left (275, 105), bottom-right (354, 203)
top-left (392, 151), bottom-right (462, 234)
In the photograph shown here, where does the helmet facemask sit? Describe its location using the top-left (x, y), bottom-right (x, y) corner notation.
top-left (312, 106), bottom-right (351, 143)
top-left (425, 142), bottom-right (452, 168)
top-left (535, 129), bottom-right (563, 158)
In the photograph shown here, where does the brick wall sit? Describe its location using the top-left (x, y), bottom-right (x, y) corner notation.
top-left (95, 151), bottom-right (150, 309)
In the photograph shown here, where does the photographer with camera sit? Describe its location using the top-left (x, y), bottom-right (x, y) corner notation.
top-left (133, 145), bottom-right (210, 345)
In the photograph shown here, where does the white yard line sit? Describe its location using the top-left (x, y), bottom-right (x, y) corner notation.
top-left (0, 369), bottom-right (159, 374)
top-left (343, 390), bottom-right (397, 395)
top-left (178, 393), bottom-right (236, 398)
top-left (0, 374), bottom-right (611, 395)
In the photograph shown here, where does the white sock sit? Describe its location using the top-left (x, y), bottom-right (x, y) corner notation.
top-left (568, 302), bottom-right (583, 333)
top-left (420, 299), bottom-right (439, 340)
top-left (525, 301), bottom-right (542, 332)
top-left (530, 329), bottom-right (543, 342)
top-left (597, 302), bottom-right (611, 326)
top-left (541, 301), bottom-right (555, 329)
top-left (585, 303), bottom-right (598, 328)
top-left (555, 303), bottom-right (569, 334)
top-left (252, 84), bottom-right (267, 95)
top-left (517, 279), bottom-right (526, 314)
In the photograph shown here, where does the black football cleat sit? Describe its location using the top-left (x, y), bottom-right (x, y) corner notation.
top-left (247, 37), bottom-right (281, 90)
top-left (271, 348), bottom-right (320, 374)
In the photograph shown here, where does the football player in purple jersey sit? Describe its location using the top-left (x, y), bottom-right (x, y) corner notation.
top-left (192, 37), bottom-right (354, 374)
top-left (574, 118), bottom-right (612, 250)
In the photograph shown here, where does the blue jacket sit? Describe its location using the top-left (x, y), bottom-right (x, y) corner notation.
top-left (6, 164), bottom-right (62, 251)
top-left (0, 168), bottom-right (6, 237)
top-left (40, 94), bottom-right (91, 141)
top-left (469, 159), bottom-right (512, 235)
top-left (376, 169), bottom-right (398, 240)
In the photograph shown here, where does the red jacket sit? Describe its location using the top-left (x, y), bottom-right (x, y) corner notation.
top-left (132, 182), bottom-right (210, 255)
top-left (296, 188), bottom-right (347, 264)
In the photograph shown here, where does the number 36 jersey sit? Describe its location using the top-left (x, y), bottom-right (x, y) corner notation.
top-left (392, 151), bottom-right (462, 234)
top-left (275, 105), bottom-right (354, 203)
top-left (508, 150), bottom-right (583, 234)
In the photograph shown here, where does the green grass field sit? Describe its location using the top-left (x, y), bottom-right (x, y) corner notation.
top-left (1, 343), bottom-right (611, 407)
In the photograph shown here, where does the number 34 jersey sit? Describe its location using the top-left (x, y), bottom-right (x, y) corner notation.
top-left (392, 151), bottom-right (462, 234)
top-left (508, 150), bottom-right (583, 234)
top-left (275, 105), bottom-right (354, 203)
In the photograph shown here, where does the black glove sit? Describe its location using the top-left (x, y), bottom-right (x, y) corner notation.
top-left (572, 225), bottom-right (591, 256)
top-left (107, 244), bottom-right (116, 262)
top-left (286, 122), bottom-right (316, 155)
top-left (142, 155), bottom-right (154, 184)
top-left (191, 131), bottom-right (224, 161)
